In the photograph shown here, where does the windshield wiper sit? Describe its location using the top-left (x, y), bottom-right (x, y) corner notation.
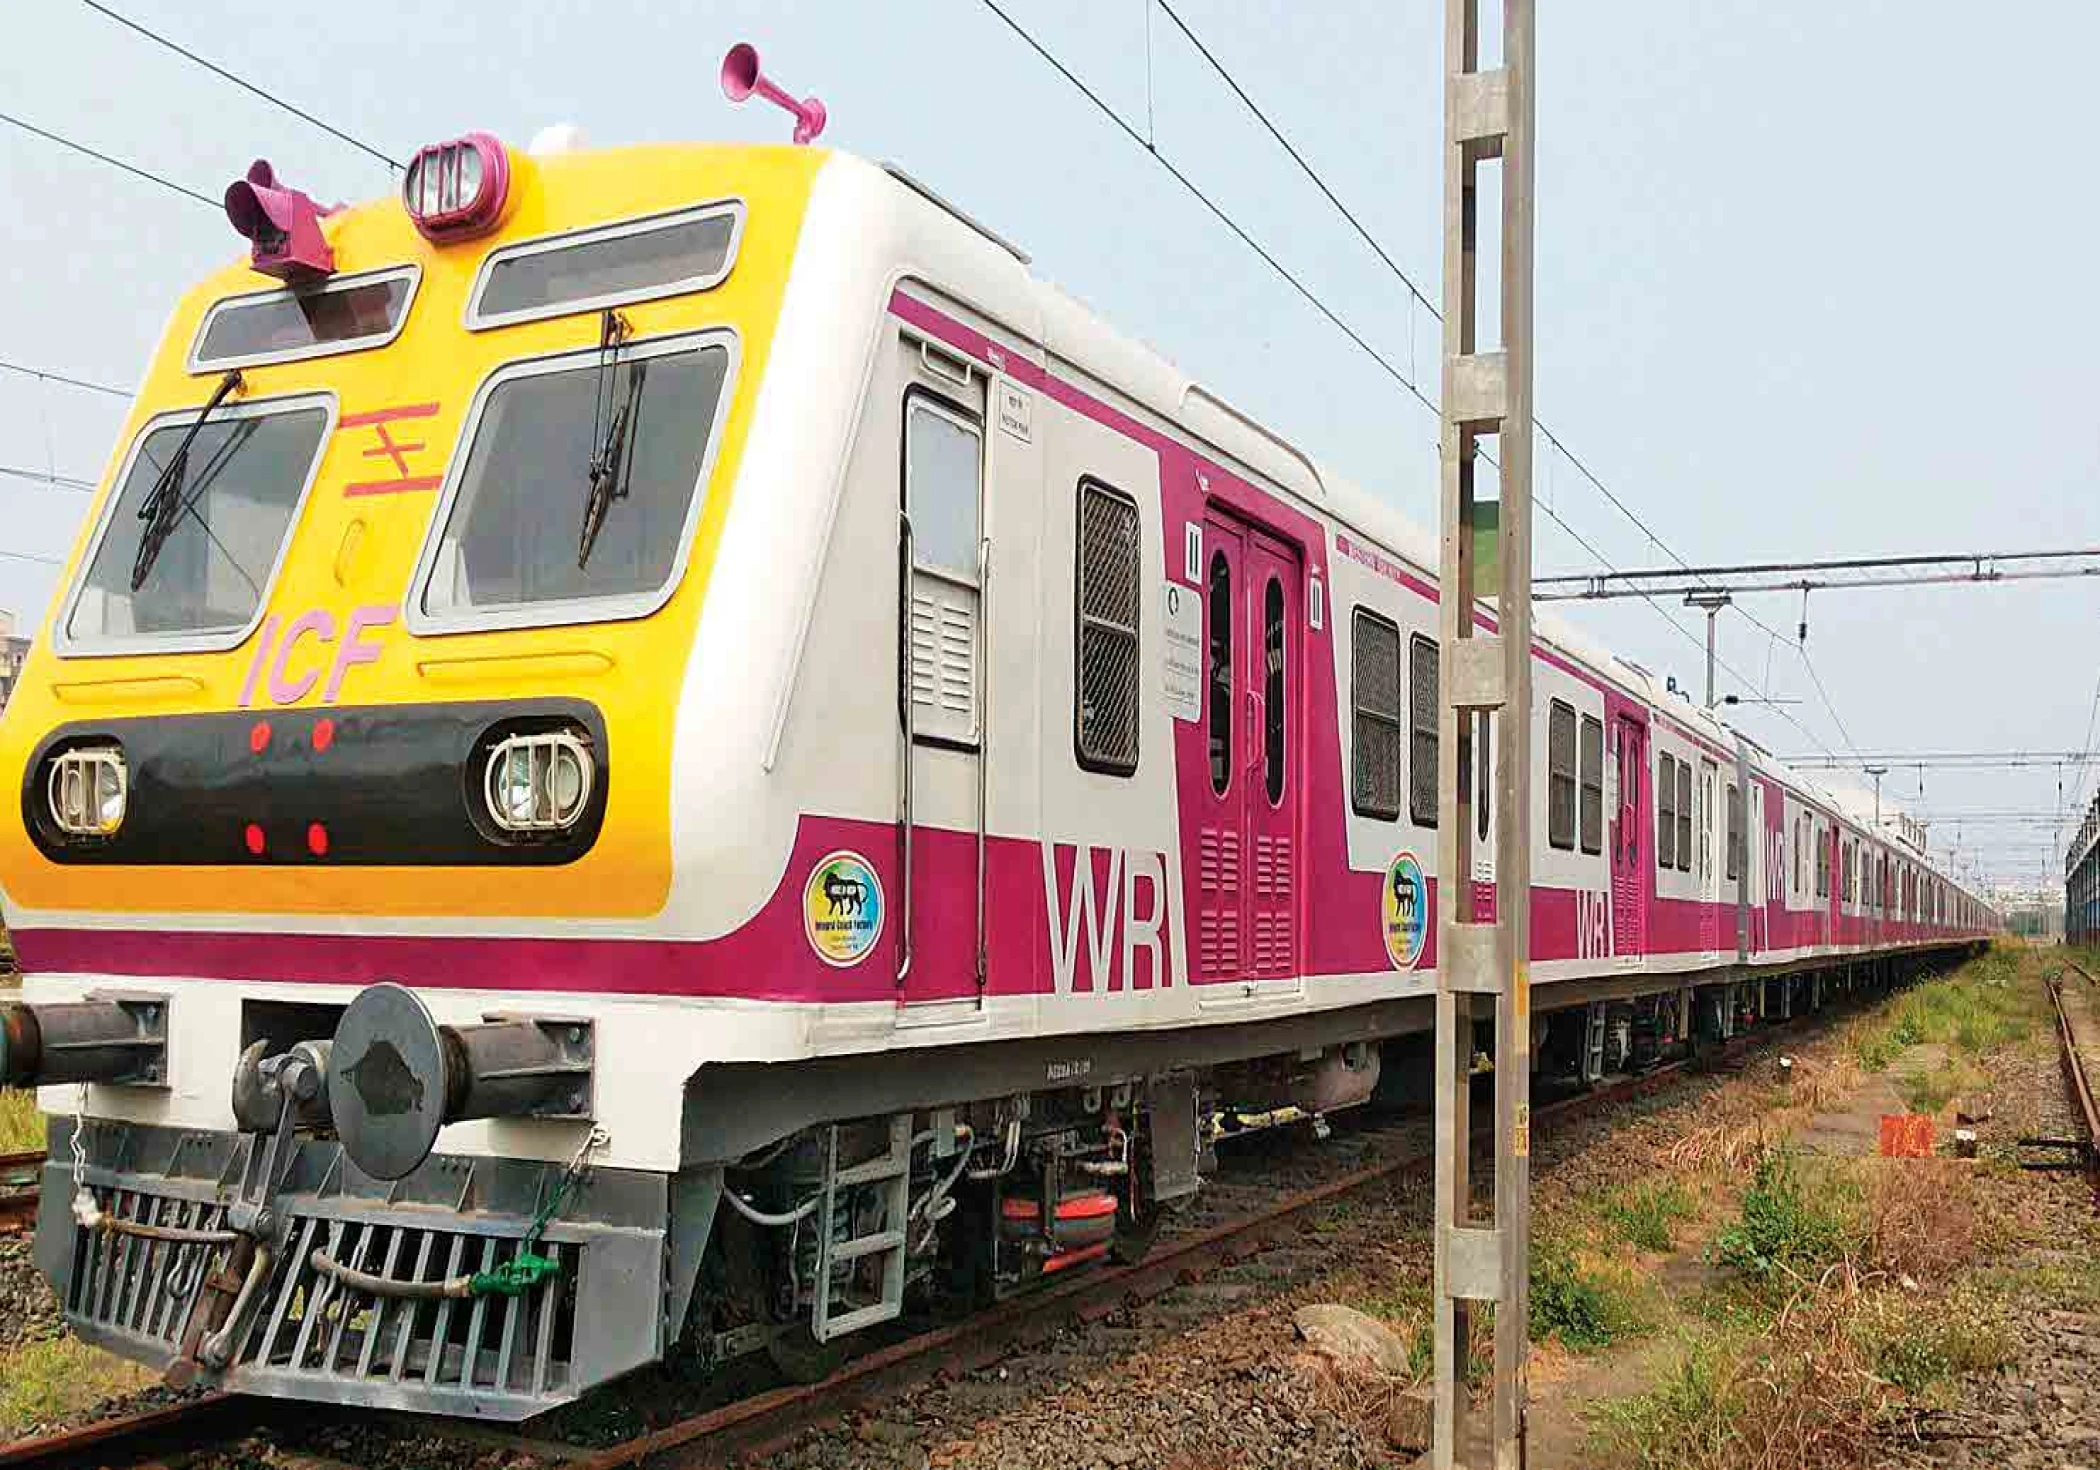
top-left (578, 310), bottom-right (645, 570)
top-left (132, 369), bottom-right (244, 591)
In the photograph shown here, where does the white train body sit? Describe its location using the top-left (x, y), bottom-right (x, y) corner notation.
top-left (0, 142), bottom-right (1992, 1416)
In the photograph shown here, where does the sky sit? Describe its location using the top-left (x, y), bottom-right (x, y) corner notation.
top-left (2, 1), bottom-right (2096, 893)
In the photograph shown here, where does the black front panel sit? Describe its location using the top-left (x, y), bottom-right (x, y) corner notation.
top-left (21, 699), bottom-right (609, 866)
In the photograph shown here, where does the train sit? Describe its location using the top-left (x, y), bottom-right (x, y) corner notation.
top-left (0, 83), bottom-right (1993, 1419)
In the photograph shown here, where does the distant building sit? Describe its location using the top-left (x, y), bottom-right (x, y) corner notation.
top-left (0, 610), bottom-right (29, 715)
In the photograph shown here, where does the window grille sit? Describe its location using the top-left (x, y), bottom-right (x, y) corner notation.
top-left (1351, 610), bottom-right (1403, 820)
top-left (1408, 636), bottom-right (1438, 826)
top-left (1547, 701), bottom-right (1576, 850)
top-left (1075, 480), bottom-right (1140, 773)
top-left (1675, 760), bottom-right (1692, 873)
top-left (1578, 716), bottom-right (1604, 854)
top-left (1656, 754), bottom-right (1677, 872)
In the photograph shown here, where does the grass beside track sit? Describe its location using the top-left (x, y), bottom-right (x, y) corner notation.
top-left (0, 1338), bottom-right (156, 1443)
top-left (1586, 940), bottom-right (2098, 1470)
top-left (0, 1088), bottom-right (42, 1155)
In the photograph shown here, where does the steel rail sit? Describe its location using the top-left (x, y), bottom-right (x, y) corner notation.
top-left (0, 1396), bottom-right (257, 1470)
top-left (0, 1148), bottom-right (45, 1231)
top-left (2050, 962), bottom-right (2100, 1195)
top-left (571, 1020), bottom-right (1813, 1470)
top-left (0, 995), bottom-right (1859, 1470)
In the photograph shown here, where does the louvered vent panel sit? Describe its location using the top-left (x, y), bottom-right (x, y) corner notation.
top-left (909, 573), bottom-right (977, 743)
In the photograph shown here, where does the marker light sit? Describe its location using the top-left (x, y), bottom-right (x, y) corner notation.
top-left (48, 747), bottom-right (127, 838)
top-left (402, 133), bottom-right (510, 242)
top-left (483, 730), bottom-right (593, 834)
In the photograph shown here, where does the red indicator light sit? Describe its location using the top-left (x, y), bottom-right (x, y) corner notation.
top-left (250, 721), bottom-right (272, 754)
top-left (244, 823), bottom-right (266, 856)
top-left (307, 822), bottom-right (330, 857)
top-left (313, 718), bottom-right (335, 753)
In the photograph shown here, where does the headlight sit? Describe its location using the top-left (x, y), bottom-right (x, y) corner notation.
top-left (482, 730), bottom-right (593, 834)
top-left (48, 746), bottom-right (127, 837)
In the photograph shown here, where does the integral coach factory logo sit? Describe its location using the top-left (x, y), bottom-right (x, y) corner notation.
top-left (1383, 851), bottom-right (1428, 970)
top-left (804, 850), bottom-right (884, 966)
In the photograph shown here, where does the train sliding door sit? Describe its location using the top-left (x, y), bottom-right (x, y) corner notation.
top-left (1697, 757), bottom-right (1720, 957)
top-left (896, 359), bottom-right (990, 1015)
top-left (1610, 714), bottom-right (1647, 960)
top-left (1192, 510), bottom-right (1303, 1002)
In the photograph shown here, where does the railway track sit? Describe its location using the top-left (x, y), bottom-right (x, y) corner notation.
top-left (0, 1003), bottom-right (1843, 1470)
top-left (0, 1149), bottom-right (43, 1233)
top-left (2046, 956), bottom-right (2099, 1191)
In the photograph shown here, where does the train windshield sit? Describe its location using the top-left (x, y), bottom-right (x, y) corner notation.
top-left (413, 332), bottom-right (733, 628)
top-left (61, 397), bottom-right (331, 651)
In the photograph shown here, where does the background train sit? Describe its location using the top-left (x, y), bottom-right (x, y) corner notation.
top-left (0, 120), bottom-right (1992, 1417)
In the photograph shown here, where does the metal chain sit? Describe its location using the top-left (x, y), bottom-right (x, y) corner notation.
top-left (524, 1124), bottom-right (609, 1250)
top-left (69, 1083), bottom-right (95, 1225)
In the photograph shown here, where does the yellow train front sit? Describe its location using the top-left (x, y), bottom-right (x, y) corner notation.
top-left (0, 131), bottom-right (841, 1415)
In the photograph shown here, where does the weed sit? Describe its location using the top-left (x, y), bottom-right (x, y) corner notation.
top-left (1530, 1243), bottom-right (1644, 1351)
top-left (1853, 1284), bottom-right (2013, 1395)
top-left (0, 1337), bottom-right (154, 1439)
top-left (1711, 1151), bottom-right (1858, 1293)
top-left (1591, 1287), bottom-right (1891, 1470)
top-left (1601, 1180), bottom-right (1695, 1252)
top-left (0, 1089), bottom-right (43, 1154)
top-left (1862, 1160), bottom-right (1978, 1286)
top-left (1587, 1330), bottom-right (1745, 1470)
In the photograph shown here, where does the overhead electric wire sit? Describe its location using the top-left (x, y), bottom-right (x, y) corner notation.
top-left (0, 109), bottom-right (217, 208)
top-left (1153, 0), bottom-right (1434, 316)
top-left (0, 548), bottom-right (65, 568)
top-left (2058, 667), bottom-right (2100, 833)
top-left (981, 0), bottom-right (1843, 765)
top-left (977, 0), bottom-right (1437, 420)
top-left (0, 464), bottom-right (95, 492)
top-left (0, 357), bottom-right (129, 401)
top-left (76, 0), bottom-right (401, 173)
top-left (999, 0), bottom-right (1856, 764)
top-left (1153, 0), bottom-right (1735, 573)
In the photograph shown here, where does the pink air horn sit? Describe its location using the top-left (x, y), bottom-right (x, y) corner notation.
top-left (721, 42), bottom-right (827, 145)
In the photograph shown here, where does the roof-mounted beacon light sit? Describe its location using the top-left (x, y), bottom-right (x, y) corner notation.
top-left (721, 42), bottom-right (826, 144)
top-left (402, 131), bottom-right (511, 242)
top-left (225, 159), bottom-right (336, 281)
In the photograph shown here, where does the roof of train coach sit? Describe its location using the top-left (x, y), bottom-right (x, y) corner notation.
top-left (852, 155), bottom-right (1968, 892)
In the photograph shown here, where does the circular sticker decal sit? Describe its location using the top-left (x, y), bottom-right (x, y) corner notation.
top-left (804, 850), bottom-right (885, 967)
top-left (1382, 851), bottom-right (1428, 970)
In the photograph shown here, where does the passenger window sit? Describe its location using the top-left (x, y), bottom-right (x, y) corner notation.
top-left (415, 334), bottom-right (731, 627)
top-left (907, 396), bottom-right (983, 582)
top-left (1546, 700), bottom-right (1576, 851)
top-left (1675, 762), bottom-right (1691, 873)
top-left (1475, 711), bottom-right (1491, 842)
top-left (1208, 551), bottom-right (1233, 794)
top-left (1409, 635), bottom-right (1438, 826)
top-left (1656, 754), bottom-right (1676, 872)
top-left (470, 204), bottom-right (742, 328)
top-left (1075, 479), bottom-right (1140, 774)
top-left (1725, 783), bottom-right (1742, 881)
top-left (903, 394), bottom-right (985, 746)
top-left (1350, 609), bottom-right (1403, 820)
top-left (1578, 715), bottom-right (1604, 855)
top-left (1263, 576), bottom-right (1285, 805)
top-left (1698, 759), bottom-right (1716, 878)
